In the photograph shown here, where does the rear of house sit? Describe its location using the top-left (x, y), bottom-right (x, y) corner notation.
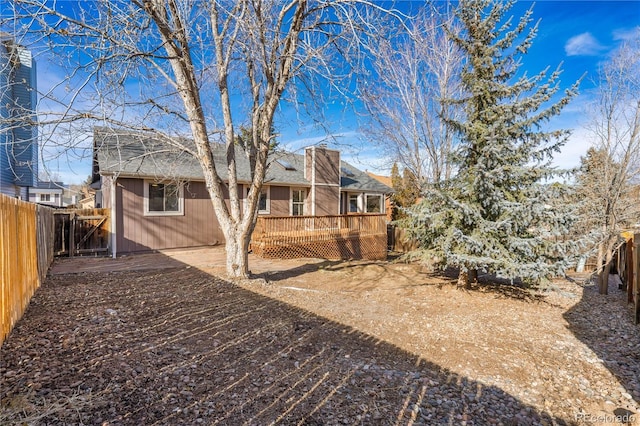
top-left (92, 128), bottom-right (391, 256)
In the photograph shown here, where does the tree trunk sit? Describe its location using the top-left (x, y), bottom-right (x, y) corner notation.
top-left (469, 268), bottom-right (478, 284)
top-left (596, 240), bottom-right (606, 293)
top-left (600, 261), bottom-right (610, 295)
top-left (457, 268), bottom-right (477, 289)
top-left (224, 228), bottom-right (251, 279)
top-left (600, 248), bottom-right (616, 295)
top-left (457, 270), bottom-right (468, 289)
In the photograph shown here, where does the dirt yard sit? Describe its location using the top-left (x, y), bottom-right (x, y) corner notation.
top-left (1, 248), bottom-right (639, 425)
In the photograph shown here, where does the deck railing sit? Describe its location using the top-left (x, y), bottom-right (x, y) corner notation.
top-left (255, 213), bottom-right (386, 239)
top-left (252, 214), bottom-right (387, 260)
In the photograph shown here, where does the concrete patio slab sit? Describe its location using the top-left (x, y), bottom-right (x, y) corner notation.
top-left (48, 245), bottom-right (323, 276)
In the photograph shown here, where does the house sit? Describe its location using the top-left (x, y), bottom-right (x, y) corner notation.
top-left (92, 127), bottom-right (392, 256)
top-left (0, 34), bottom-right (38, 198)
top-left (77, 195), bottom-right (96, 209)
top-left (28, 180), bottom-right (66, 207)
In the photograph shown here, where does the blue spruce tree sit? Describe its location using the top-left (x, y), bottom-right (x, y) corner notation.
top-left (403, 0), bottom-right (579, 288)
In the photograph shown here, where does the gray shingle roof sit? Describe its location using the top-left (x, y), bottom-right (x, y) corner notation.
top-left (34, 180), bottom-right (66, 189)
top-left (93, 127), bottom-right (392, 194)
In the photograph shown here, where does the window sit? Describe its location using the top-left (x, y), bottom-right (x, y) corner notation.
top-left (348, 194), bottom-right (359, 213)
top-left (341, 167), bottom-right (355, 177)
top-left (277, 159), bottom-right (296, 171)
top-left (365, 194), bottom-right (382, 213)
top-left (247, 186), bottom-right (270, 214)
top-left (40, 194), bottom-right (51, 202)
top-left (144, 181), bottom-right (184, 216)
top-left (291, 189), bottom-right (306, 216)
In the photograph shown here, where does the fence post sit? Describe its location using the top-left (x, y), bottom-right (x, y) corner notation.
top-left (69, 212), bottom-right (76, 257)
top-left (634, 233), bottom-right (639, 325)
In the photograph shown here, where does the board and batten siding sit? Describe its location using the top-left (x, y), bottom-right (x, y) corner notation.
top-left (115, 178), bottom-right (224, 253)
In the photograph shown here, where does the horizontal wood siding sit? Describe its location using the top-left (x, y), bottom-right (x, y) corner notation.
top-left (117, 178), bottom-right (224, 253)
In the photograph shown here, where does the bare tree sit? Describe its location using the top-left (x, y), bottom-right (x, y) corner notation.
top-left (576, 36), bottom-right (640, 294)
top-left (6, 0), bottom-right (391, 278)
top-left (358, 5), bottom-right (463, 184)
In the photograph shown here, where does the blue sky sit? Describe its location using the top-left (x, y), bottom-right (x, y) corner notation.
top-left (275, 1), bottom-right (640, 177)
top-left (26, 0), bottom-right (640, 184)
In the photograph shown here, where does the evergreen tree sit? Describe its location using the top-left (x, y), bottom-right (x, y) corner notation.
top-left (390, 162), bottom-right (420, 220)
top-left (403, 0), bottom-right (579, 287)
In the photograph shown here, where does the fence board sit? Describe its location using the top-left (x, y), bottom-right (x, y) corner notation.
top-left (1, 195), bottom-right (55, 345)
top-left (54, 208), bottom-right (110, 256)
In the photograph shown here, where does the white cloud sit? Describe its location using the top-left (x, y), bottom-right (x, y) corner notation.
top-left (613, 26), bottom-right (640, 41)
top-left (552, 127), bottom-right (594, 171)
top-left (564, 33), bottom-right (606, 56)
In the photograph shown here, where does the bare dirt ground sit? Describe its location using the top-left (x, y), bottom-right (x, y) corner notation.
top-left (1, 247), bottom-right (639, 425)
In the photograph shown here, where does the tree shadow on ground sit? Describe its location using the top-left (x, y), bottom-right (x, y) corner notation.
top-left (1, 256), bottom-right (570, 425)
top-left (563, 277), bottom-right (640, 420)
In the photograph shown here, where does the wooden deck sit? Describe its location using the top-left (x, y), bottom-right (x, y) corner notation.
top-left (252, 214), bottom-right (387, 260)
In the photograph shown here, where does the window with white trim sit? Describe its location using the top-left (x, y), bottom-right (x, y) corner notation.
top-left (247, 186), bottom-right (270, 214)
top-left (348, 194), bottom-right (359, 213)
top-left (40, 194), bottom-right (51, 202)
top-left (365, 194), bottom-right (383, 213)
top-left (291, 188), bottom-right (306, 216)
top-left (144, 181), bottom-right (184, 216)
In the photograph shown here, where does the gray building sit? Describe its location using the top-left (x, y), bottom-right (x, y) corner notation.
top-left (0, 35), bottom-right (38, 198)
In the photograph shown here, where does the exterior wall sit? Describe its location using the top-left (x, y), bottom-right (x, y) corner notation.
top-left (11, 46), bottom-right (37, 187)
top-left (304, 146), bottom-right (341, 216)
top-left (0, 41), bottom-right (13, 197)
top-left (315, 186), bottom-right (340, 216)
top-left (28, 189), bottom-right (64, 207)
top-left (268, 185), bottom-right (292, 216)
top-left (115, 178), bottom-right (224, 253)
top-left (313, 147), bottom-right (340, 185)
top-left (100, 175), bottom-right (113, 209)
top-left (0, 39), bottom-right (37, 196)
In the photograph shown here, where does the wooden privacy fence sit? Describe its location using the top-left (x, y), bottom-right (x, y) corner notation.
top-left (617, 232), bottom-right (640, 324)
top-left (54, 208), bottom-right (110, 256)
top-left (387, 224), bottom-right (419, 252)
top-left (252, 214), bottom-right (387, 260)
top-left (1, 194), bottom-right (55, 345)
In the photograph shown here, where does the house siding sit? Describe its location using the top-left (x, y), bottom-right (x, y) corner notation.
top-left (315, 186), bottom-right (340, 215)
top-left (0, 39), bottom-right (37, 194)
top-left (11, 48), bottom-right (37, 187)
top-left (268, 186), bottom-right (290, 216)
top-left (0, 42), bottom-right (13, 197)
top-left (116, 178), bottom-right (224, 253)
top-left (314, 148), bottom-right (340, 185)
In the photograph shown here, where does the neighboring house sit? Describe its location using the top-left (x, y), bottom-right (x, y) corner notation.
top-left (0, 34), bottom-right (38, 198)
top-left (28, 180), bottom-right (66, 207)
top-left (92, 127), bottom-right (392, 255)
top-left (77, 195), bottom-right (95, 209)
